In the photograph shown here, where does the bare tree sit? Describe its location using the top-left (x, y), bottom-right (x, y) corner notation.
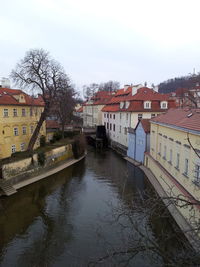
top-left (52, 85), bottom-right (77, 138)
top-left (88, 185), bottom-right (200, 266)
top-left (83, 83), bottom-right (99, 100)
top-left (11, 48), bottom-right (70, 151)
top-left (98, 81), bottom-right (120, 92)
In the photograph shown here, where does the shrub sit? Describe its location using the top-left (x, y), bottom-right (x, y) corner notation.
top-left (40, 135), bottom-right (46, 147)
top-left (72, 134), bottom-right (86, 159)
top-left (53, 131), bottom-right (62, 141)
top-left (37, 151), bottom-right (46, 166)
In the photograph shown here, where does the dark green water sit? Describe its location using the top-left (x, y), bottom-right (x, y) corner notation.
top-left (0, 149), bottom-right (188, 267)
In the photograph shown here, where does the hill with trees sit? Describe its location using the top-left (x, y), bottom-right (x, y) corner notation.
top-left (158, 73), bottom-right (200, 94)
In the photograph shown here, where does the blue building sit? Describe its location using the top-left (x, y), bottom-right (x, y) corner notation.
top-left (127, 119), bottom-right (150, 163)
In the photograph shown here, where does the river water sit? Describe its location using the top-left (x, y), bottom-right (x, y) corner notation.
top-left (0, 148), bottom-right (190, 267)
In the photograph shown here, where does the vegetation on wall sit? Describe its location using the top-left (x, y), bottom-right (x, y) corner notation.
top-left (37, 151), bottom-right (46, 166)
top-left (72, 134), bottom-right (86, 159)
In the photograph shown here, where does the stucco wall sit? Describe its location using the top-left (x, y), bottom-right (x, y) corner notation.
top-left (145, 153), bottom-right (200, 235)
top-left (150, 122), bottom-right (200, 199)
top-left (2, 144), bottom-right (73, 181)
top-left (0, 105), bottom-right (46, 159)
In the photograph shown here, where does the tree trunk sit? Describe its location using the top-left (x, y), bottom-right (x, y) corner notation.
top-left (27, 109), bottom-right (47, 152)
top-left (61, 123), bottom-right (65, 139)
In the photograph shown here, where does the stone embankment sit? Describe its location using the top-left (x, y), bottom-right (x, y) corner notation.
top-left (0, 144), bottom-right (86, 196)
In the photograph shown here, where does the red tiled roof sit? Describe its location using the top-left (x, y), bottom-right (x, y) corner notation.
top-left (114, 87), bottom-right (132, 96)
top-left (85, 90), bottom-right (113, 106)
top-left (0, 88), bottom-right (44, 106)
top-left (140, 119), bottom-right (150, 133)
top-left (46, 120), bottom-right (60, 129)
top-left (172, 88), bottom-right (188, 97)
top-left (102, 86), bottom-right (175, 112)
top-left (102, 104), bottom-right (119, 112)
top-left (151, 108), bottom-right (200, 132)
top-left (126, 87), bottom-right (170, 101)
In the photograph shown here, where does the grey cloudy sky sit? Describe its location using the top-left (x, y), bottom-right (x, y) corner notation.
top-left (1, 0), bottom-right (200, 92)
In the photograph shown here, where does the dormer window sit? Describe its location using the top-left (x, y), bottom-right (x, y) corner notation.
top-left (120, 102), bottom-right (125, 109)
top-left (144, 101), bottom-right (151, 109)
top-left (125, 101), bottom-right (130, 109)
top-left (160, 101), bottom-right (168, 109)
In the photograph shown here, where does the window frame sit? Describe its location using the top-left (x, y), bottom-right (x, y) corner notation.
top-left (13, 127), bottom-right (18, 136)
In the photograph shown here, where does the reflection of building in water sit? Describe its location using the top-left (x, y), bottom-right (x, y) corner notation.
top-left (0, 162), bottom-right (86, 260)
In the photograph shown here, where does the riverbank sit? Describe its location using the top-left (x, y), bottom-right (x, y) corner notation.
top-left (0, 153), bottom-right (86, 197)
top-left (124, 155), bottom-right (200, 253)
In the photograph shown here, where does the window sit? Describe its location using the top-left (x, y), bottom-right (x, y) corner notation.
top-left (13, 108), bottom-right (17, 117)
top-left (13, 127), bottom-right (18, 136)
top-left (113, 124), bottom-right (115, 131)
top-left (20, 143), bottom-right (25, 151)
top-left (194, 164), bottom-right (200, 184)
top-left (30, 125), bottom-right (34, 134)
top-left (138, 114), bottom-right (143, 120)
top-left (22, 108), bottom-right (26, 116)
top-left (119, 126), bottom-right (121, 133)
top-left (159, 143), bottom-right (161, 155)
top-left (120, 113), bottom-right (122, 120)
top-left (30, 108), bottom-right (33, 116)
top-left (107, 122), bottom-right (109, 129)
top-left (124, 127), bottom-right (127, 135)
top-left (184, 159), bottom-right (189, 176)
top-left (107, 113), bottom-right (109, 118)
top-left (176, 153), bottom-right (180, 170)
top-left (22, 126), bottom-right (27, 135)
top-left (151, 114), bottom-right (156, 118)
top-left (3, 109), bottom-right (8, 117)
top-left (110, 123), bottom-right (112, 130)
top-left (113, 114), bottom-right (115, 120)
top-left (126, 113), bottom-right (128, 120)
top-left (144, 101), bottom-right (151, 109)
top-left (11, 145), bottom-right (16, 154)
top-left (110, 114), bottom-right (112, 119)
top-left (161, 101), bottom-right (168, 109)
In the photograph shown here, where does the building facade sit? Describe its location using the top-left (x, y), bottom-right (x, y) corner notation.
top-left (145, 108), bottom-right (200, 240)
top-left (127, 119), bottom-right (150, 163)
top-left (102, 85), bottom-right (176, 154)
top-left (0, 88), bottom-right (45, 159)
top-left (83, 91), bottom-right (113, 127)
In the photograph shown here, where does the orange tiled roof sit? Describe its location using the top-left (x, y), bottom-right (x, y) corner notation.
top-left (102, 86), bottom-right (175, 112)
top-left (85, 91), bottom-right (113, 106)
top-left (140, 119), bottom-right (150, 133)
top-left (0, 88), bottom-right (44, 106)
top-left (151, 108), bottom-right (200, 132)
top-left (46, 120), bottom-right (60, 129)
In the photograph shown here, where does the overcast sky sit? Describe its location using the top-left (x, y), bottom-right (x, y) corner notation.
top-left (1, 0), bottom-right (200, 93)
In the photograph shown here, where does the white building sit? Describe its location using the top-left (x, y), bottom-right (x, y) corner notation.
top-left (102, 85), bottom-right (176, 154)
top-left (83, 91), bottom-right (113, 127)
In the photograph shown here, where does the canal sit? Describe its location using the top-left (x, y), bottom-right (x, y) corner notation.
top-left (0, 148), bottom-right (194, 267)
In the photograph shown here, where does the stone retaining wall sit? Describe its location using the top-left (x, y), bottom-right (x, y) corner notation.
top-left (2, 144), bottom-right (73, 182)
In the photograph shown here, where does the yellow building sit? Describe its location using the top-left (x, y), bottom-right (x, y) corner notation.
top-left (0, 87), bottom-right (46, 159)
top-left (145, 108), bottom-right (200, 245)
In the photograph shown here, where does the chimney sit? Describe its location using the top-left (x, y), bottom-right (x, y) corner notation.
top-left (132, 84), bottom-right (143, 96)
top-left (124, 84), bottom-right (130, 91)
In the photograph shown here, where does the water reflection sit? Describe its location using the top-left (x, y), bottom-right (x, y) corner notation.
top-left (0, 149), bottom-right (190, 267)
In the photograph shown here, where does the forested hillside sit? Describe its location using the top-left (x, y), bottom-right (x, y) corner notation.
top-left (158, 74), bottom-right (200, 94)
